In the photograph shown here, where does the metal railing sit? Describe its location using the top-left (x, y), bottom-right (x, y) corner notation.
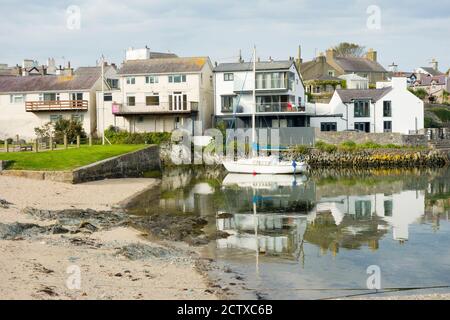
top-left (25, 100), bottom-right (88, 112)
top-left (256, 102), bottom-right (305, 113)
top-left (112, 101), bottom-right (199, 115)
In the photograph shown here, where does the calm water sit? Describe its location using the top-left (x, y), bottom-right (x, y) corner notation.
top-left (129, 167), bottom-right (450, 299)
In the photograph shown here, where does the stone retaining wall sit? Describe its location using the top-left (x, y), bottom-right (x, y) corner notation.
top-left (315, 129), bottom-right (428, 147)
top-left (72, 145), bottom-right (161, 183)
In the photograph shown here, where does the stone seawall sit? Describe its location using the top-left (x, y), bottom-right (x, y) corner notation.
top-left (298, 149), bottom-right (448, 169)
top-left (316, 130), bottom-right (428, 147)
top-left (72, 145), bottom-right (161, 183)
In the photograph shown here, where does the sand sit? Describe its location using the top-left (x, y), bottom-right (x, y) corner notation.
top-left (0, 176), bottom-right (216, 300)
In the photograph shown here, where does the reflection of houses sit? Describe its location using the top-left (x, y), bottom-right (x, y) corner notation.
top-left (311, 189), bottom-right (425, 242)
top-left (216, 213), bottom-right (307, 255)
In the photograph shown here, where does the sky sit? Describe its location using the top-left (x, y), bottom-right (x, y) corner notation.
top-left (0, 0), bottom-right (449, 72)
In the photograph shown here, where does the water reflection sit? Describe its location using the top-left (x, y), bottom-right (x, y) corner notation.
top-left (129, 167), bottom-right (450, 298)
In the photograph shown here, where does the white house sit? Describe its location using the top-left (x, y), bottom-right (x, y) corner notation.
top-left (311, 77), bottom-right (424, 134)
top-left (338, 73), bottom-right (369, 89)
top-left (0, 65), bottom-right (117, 140)
top-left (213, 59), bottom-right (312, 129)
top-left (98, 48), bottom-right (214, 135)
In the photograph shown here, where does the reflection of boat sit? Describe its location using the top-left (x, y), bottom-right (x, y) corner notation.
top-left (222, 173), bottom-right (307, 189)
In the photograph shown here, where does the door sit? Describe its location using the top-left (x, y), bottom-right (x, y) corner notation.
top-left (71, 93), bottom-right (83, 108)
top-left (170, 93), bottom-right (187, 111)
top-left (354, 122), bottom-right (370, 132)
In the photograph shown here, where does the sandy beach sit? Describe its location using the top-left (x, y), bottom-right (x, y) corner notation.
top-left (0, 176), bottom-right (217, 300)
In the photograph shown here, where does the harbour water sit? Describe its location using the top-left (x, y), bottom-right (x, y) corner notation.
top-left (128, 167), bottom-right (450, 299)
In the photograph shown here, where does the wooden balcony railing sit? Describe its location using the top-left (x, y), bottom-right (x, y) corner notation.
top-left (112, 102), bottom-right (199, 115)
top-left (25, 100), bottom-right (88, 112)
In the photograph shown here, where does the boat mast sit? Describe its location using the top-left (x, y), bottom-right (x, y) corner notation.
top-left (252, 46), bottom-right (256, 157)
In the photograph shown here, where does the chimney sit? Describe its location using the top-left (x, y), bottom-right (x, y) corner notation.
top-left (238, 49), bottom-right (243, 63)
top-left (326, 48), bottom-right (335, 62)
top-left (430, 58), bottom-right (438, 71)
top-left (297, 45), bottom-right (302, 64)
top-left (366, 48), bottom-right (377, 62)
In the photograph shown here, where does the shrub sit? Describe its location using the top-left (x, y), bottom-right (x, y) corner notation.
top-left (315, 141), bottom-right (337, 153)
top-left (104, 126), bottom-right (171, 145)
top-left (53, 119), bottom-right (86, 144)
top-left (359, 141), bottom-right (382, 149)
top-left (293, 144), bottom-right (310, 155)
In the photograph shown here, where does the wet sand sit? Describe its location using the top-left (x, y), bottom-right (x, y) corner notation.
top-left (0, 176), bottom-right (217, 300)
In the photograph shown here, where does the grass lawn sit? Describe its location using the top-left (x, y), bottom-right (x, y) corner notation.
top-left (0, 144), bottom-right (146, 171)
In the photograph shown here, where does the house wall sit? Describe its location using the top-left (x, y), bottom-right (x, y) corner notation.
top-left (0, 91), bottom-right (93, 141)
top-left (98, 64), bottom-right (214, 134)
top-left (214, 63), bottom-right (305, 117)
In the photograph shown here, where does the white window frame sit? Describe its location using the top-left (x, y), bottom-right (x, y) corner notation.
top-left (126, 77), bottom-right (136, 85)
top-left (224, 73), bottom-right (234, 81)
top-left (168, 74), bottom-right (186, 83)
top-left (10, 94), bottom-right (25, 104)
top-left (145, 75), bottom-right (159, 84)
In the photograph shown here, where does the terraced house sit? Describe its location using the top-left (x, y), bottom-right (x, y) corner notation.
top-left (0, 64), bottom-right (117, 140)
top-left (99, 47), bottom-right (214, 134)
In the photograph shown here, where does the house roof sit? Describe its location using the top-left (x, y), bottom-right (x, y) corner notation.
top-left (417, 67), bottom-right (444, 76)
top-left (149, 52), bottom-right (178, 59)
top-left (335, 87), bottom-right (392, 103)
top-left (0, 67), bottom-right (103, 93)
top-left (339, 73), bottom-right (369, 81)
top-left (304, 74), bottom-right (342, 81)
top-left (214, 60), bottom-right (294, 72)
top-left (415, 75), bottom-right (447, 86)
top-left (334, 57), bottom-right (387, 73)
top-left (117, 57), bottom-right (209, 75)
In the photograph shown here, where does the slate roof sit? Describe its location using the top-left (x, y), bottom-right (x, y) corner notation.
top-left (0, 67), bottom-right (103, 93)
top-left (304, 74), bottom-right (342, 81)
top-left (334, 57), bottom-right (387, 73)
top-left (214, 60), bottom-right (294, 72)
top-left (117, 57), bottom-right (209, 75)
top-left (336, 87), bottom-right (392, 103)
top-left (418, 67), bottom-right (444, 76)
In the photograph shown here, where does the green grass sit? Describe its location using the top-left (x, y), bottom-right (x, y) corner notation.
top-left (0, 144), bottom-right (146, 171)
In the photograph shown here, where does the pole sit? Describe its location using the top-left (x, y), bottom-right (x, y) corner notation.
top-left (252, 45), bottom-right (257, 157)
top-left (4, 140), bottom-right (8, 153)
top-left (101, 55), bottom-right (105, 145)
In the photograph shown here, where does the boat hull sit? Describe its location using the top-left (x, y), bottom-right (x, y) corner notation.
top-left (223, 160), bottom-right (307, 174)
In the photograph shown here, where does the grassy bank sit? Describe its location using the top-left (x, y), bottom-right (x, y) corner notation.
top-left (0, 144), bottom-right (146, 171)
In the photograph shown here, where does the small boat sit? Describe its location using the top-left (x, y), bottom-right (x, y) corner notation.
top-left (222, 172), bottom-right (307, 189)
top-left (223, 156), bottom-right (307, 174)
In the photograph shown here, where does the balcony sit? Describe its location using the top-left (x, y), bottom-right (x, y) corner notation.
top-left (112, 101), bottom-right (199, 116)
top-left (26, 100), bottom-right (88, 112)
top-left (256, 102), bottom-right (305, 113)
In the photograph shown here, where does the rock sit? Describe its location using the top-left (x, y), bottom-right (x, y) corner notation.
top-left (0, 223), bottom-right (47, 240)
top-left (116, 243), bottom-right (181, 260)
top-left (77, 222), bottom-right (98, 233)
top-left (0, 198), bottom-right (12, 209)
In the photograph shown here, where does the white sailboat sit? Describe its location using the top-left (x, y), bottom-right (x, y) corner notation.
top-left (222, 46), bottom-right (307, 174)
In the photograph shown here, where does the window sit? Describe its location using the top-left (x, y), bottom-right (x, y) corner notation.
top-left (328, 70), bottom-right (335, 77)
top-left (103, 93), bottom-right (112, 102)
top-left (127, 95), bottom-right (136, 106)
top-left (221, 95), bottom-right (235, 112)
top-left (255, 72), bottom-right (287, 89)
top-left (40, 93), bottom-right (60, 101)
top-left (224, 73), bottom-right (234, 81)
top-left (384, 200), bottom-right (393, 217)
top-left (355, 122), bottom-right (370, 132)
top-left (107, 79), bottom-right (119, 89)
top-left (354, 100), bottom-right (370, 117)
top-left (126, 77), bottom-right (135, 85)
top-left (71, 114), bottom-right (84, 123)
top-left (383, 101), bottom-right (392, 117)
top-left (321, 122), bottom-right (337, 131)
top-left (50, 115), bottom-right (62, 123)
top-left (168, 74), bottom-right (186, 83)
top-left (355, 200), bottom-right (371, 217)
top-left (145, 75), bottom-right (159, 84)
top-left (146, 95), bottom-right (159, 106)
top-left (10, 94), bottom-right (25, 103)
top-left (137, 116), bottom-right (144, 123)
top-left (384, 121), bottom-right (392, 132)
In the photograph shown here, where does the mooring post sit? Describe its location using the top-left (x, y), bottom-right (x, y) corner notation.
top-left (64, 134), bottom-right (68, 149)
top-left (34, 139), bottom-right (39, 153)
top-left (49, 135), bottom-right (54, 150)
top-left (4, 140), bottom-right (8, 153)
top-left (89, 135), bottom-right (92, 146)
top-left (77, 135), bottom-right (80, 148)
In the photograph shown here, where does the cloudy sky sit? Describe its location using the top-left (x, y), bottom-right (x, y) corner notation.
top-left (1, 0), bottom-right (449, 72)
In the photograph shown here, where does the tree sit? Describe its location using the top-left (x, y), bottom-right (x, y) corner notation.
top-left (333, 42), bottom-right (366, 57)
top-left (34, 122), bottom-right (54, 141)
top-left (54, 118), bottom-right (86, 144)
